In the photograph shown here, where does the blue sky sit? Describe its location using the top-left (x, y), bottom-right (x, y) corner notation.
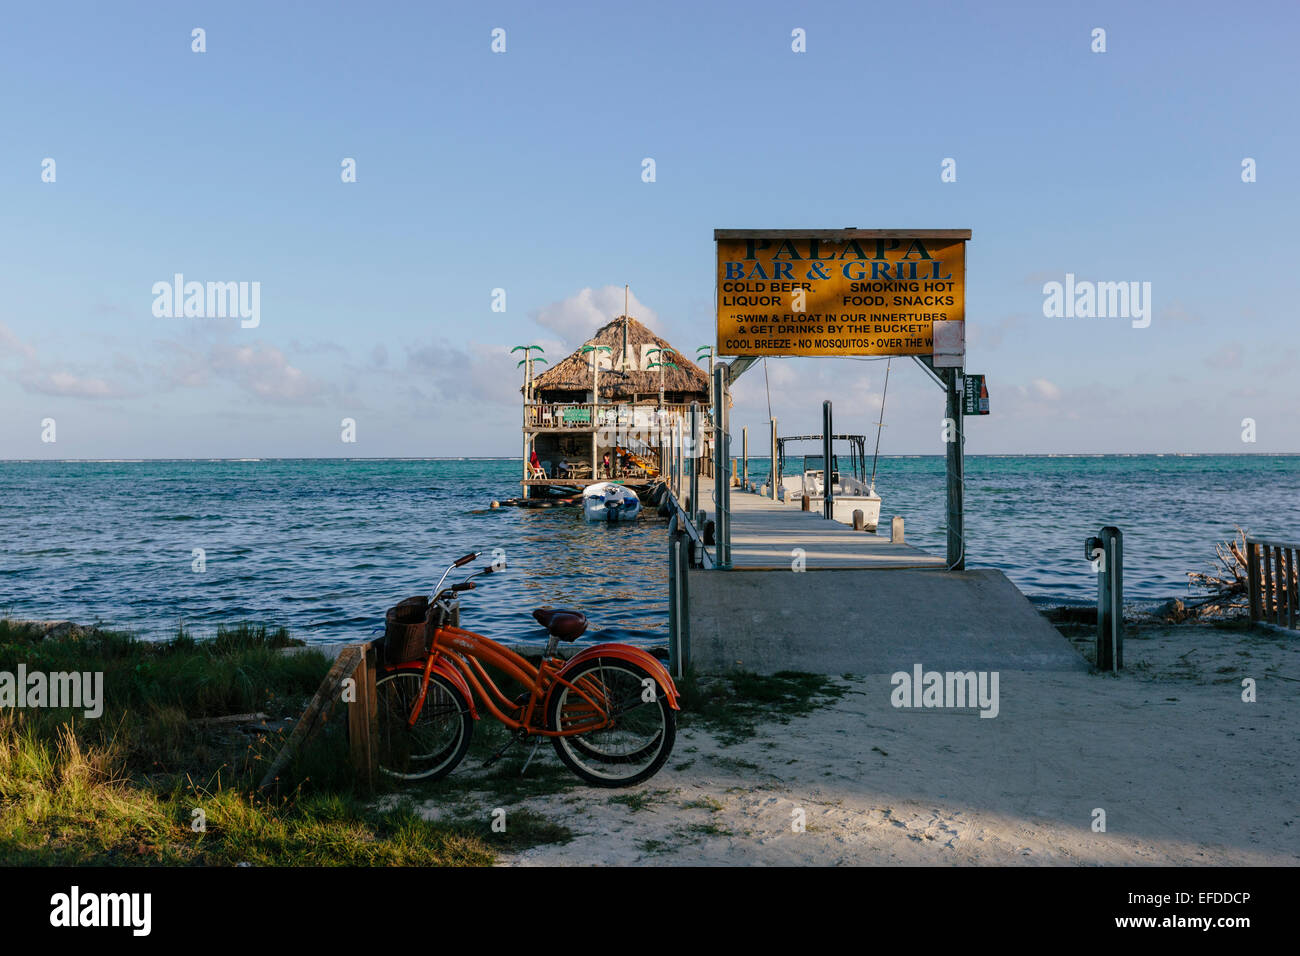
top-left (1, 0), bottom-right (1296, 458)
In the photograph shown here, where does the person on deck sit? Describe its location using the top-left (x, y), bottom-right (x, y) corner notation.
top-left (602, 452), bottom-right (612, 477)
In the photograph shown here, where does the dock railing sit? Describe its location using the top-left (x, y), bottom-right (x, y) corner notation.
top-left (1247, 536), bottom-right (1300, 631)
top-left (662, 401), bottom-right (720, 676)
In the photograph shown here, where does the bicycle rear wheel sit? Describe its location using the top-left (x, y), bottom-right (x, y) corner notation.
top-left (547, 657), bottom-right (674, 787)
top-left (375, 670), bottom-right (473, 781)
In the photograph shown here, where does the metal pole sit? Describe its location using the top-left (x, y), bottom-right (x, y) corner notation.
top-left (521, 353), bottom-right (531, 500)
top-left (1093, 526), bottom-right (1123, 671)
top-left (770, 416), bottom-right (778, 500)
top-left (945, 369), bottom-right (965, 569)
top-left (676, 418), bottom-right (686, 496)
top-left (689, 402), bottom-right (699, 520)
top-left (676, 512), bottom-right (686, 676)
top-left (713, 366), bottom-right (729, 567)
top-left (822, 401), bottom-right (833, 520)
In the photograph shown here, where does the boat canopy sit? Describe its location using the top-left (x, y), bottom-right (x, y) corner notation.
top-left (775, 435), bottom-right (867, 484)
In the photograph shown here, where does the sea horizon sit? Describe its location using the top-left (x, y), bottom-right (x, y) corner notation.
top-left (4, 451), bottom-right (1298, 464)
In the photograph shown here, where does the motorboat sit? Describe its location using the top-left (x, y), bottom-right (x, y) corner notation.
top-left (774, 435), bottom-right (881, 532)
top-left (581, 482), bottom-right (643, 522)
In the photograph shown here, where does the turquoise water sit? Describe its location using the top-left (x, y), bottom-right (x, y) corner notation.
top-left (1, 456), bottom-right (1297, 647)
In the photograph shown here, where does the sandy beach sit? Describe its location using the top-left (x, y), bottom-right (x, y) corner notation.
top-left (409, 621), bottom-right (1300, 866)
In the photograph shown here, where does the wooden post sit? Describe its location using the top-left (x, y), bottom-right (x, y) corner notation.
top-left (348, 645), bottom-right (378, 792)
top-left (1274, 546), bottom-right (1284, 626)
top-left (1284, 548), bottom-right (1294, 632)
top-left (852, 509), bottom-right (865, 531)
top-left (1263, 546), bottom-right (1275, 623)
top-left (259, 644), bottom-right (364, 790)
top-left (1247, 539), bottom-right (1261, 622)
top-left (742, 427), bottom-right (748, 488)
top-left (891, 516), bottom-right (905, 544)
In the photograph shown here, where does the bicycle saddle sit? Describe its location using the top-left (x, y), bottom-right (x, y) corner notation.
top-left (532, 607), bottom-right (588, 641)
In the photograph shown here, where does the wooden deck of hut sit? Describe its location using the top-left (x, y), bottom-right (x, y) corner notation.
top-left (518, 310), bottom-right (715, 497)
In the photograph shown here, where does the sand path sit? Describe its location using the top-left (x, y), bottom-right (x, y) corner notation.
top-left (419, 624), bottom-right (1300, 865)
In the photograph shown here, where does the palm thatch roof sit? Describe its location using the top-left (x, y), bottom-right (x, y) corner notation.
top-left (527, 316), bottom-right (709, 400)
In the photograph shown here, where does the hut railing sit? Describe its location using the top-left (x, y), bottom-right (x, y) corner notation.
top-left (1246, 536), bottom-right (1300, 631)
top-left (525, 403), bottom-right (598, 428)
top-left (525, 401), bottom-right (714, 429)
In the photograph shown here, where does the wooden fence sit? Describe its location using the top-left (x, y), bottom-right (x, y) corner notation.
top-left (1247, 536), bottom-right (1300, 631)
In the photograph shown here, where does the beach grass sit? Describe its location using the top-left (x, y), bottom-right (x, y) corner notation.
top-left (0, 619), bottom-right (534, 866)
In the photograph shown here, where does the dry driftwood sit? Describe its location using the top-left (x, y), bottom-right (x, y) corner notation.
top-left (1179, 527), bottom-right (1285, 619)
top-left (192, 712), bottom-right (269, 726)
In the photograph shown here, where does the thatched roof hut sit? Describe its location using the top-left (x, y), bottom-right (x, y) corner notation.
top-left (529, 316), bottom-right (710, 403)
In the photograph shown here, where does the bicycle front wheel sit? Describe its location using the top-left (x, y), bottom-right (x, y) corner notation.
top-left (375, 670), bottom-right (473, 781)
top-left (548, 657), bottom-right (675, 787)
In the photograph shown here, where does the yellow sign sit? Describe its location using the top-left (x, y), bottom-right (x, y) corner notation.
top-left (715, 230), bottom-right (968, 357)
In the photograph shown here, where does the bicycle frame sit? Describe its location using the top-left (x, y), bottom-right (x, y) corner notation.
top-left (393, 623), bottom-right (622, 738)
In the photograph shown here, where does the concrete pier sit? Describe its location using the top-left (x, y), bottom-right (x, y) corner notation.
top-left (689, 566), bottom-right (1085, 674)
top-left (672, 489), bottom-right (1083, 676)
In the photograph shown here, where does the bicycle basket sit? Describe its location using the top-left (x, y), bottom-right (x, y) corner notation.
top-left (384, 596), bottom-right (430, 664)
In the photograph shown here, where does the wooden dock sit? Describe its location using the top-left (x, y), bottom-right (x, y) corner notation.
top-left (723, 491), bottom-right (946, 571)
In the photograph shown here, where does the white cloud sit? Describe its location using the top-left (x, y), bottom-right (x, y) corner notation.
top-left (19, 368), bottom-right (127, 399)
top-left (152, 339), bottom-right (332, 404)
top-left (1204, 342), bottom-right (1243, 369)
top-left (0, 322), bottom-right (37, 361)
top-left (531, 286), bottom-right (660, 347)
top-left (403, 339), bottom-right (525, 405)
top-left (207, 344), bottom-right (328, 404)
top-left (1030, 377), bottom-right (1061, 401)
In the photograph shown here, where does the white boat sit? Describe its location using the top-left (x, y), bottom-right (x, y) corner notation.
top-left (775, 435), bottom-right (881, 532)
top-left (581, 482), bottom-right (643, 522)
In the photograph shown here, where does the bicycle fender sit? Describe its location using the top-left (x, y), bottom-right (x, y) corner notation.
top-left (388, 657), bottom-right (479, 719)
top-left (554, 643), bottom-right (681, 710)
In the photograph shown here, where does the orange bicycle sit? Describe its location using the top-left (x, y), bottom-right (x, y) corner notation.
top-left (374, 552), bottom-right (680, 787)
